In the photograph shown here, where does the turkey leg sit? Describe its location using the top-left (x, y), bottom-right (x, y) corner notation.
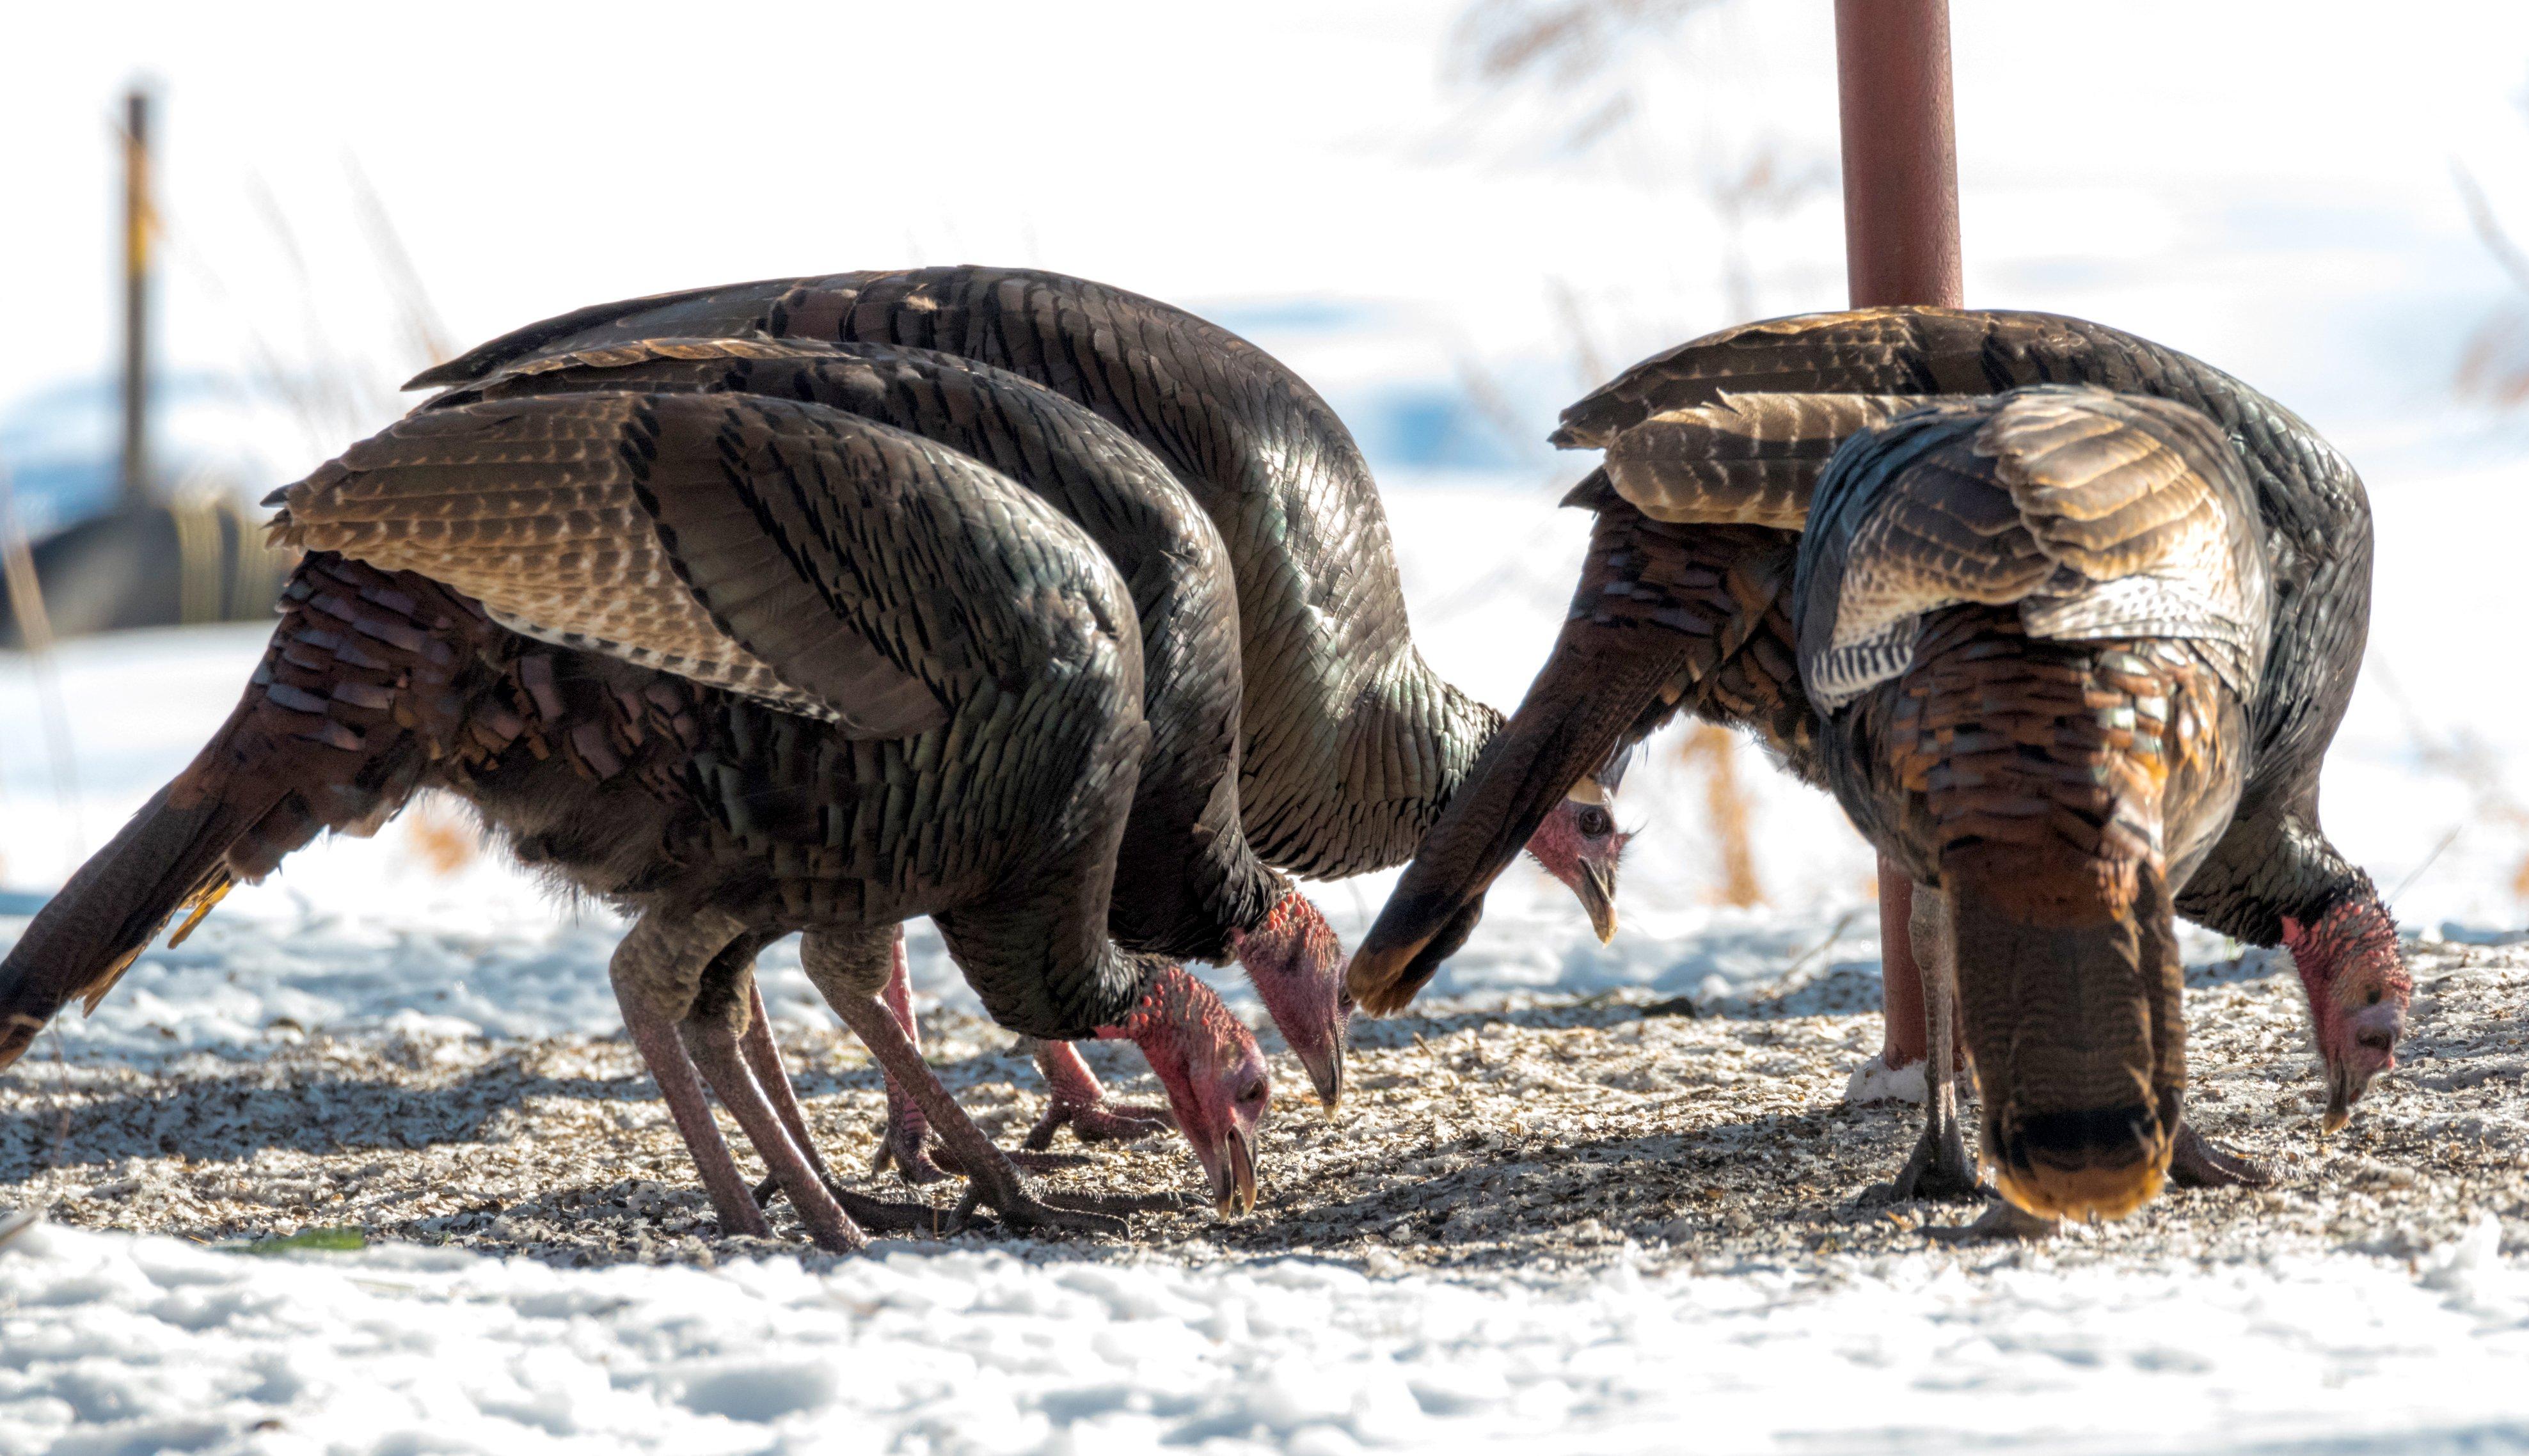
top-left (678, 986), bottom-right (868, 1254)
top-left (802, 930), bottom-right (1171, 1235)
top-left (735, 980), bottom-right (830, 1184)
top-left (866, 928), bottom-right (951, 1185)
top-left (1879, 865), bottom-right (1928, 1072)
top-left (1887, 884), bottom-right (1983, 1201)
top-left (736, 981), bottom-right (975, 1236)
top-left (608, 912), bottom-right (775, 1240)
top-left (860, 937), bottom-right (1091, 1181)
top-left (1022, 1037), bottom-right (1178, 1149)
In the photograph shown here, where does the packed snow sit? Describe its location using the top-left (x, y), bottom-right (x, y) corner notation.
top-left (4, 1215), bottom-right (2527, 1456)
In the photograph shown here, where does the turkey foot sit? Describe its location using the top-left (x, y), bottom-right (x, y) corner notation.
top-left (827, 988), bottom-right (1130, 1237)
top-left (929, 1140), bottom-right (1097, 1178)
top-left (1882, 1111), bottom-right (1985, 1204)
top-left (1020, 1037), bottom-right (1178, 1150)
top-left (2166, 1120), bottom-right (2275, 1190)
top-left (751, 1167), bottom-right (961, 1235)
top-left (1928, 1199), bottom-right (2061, 1243)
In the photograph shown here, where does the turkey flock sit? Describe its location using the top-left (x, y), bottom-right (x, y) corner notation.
top-left (0, 267), bottom-right (2410, 1247)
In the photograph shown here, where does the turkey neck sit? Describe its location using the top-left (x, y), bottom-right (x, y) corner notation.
top-left (419, 266), bottom-right (1503, 881)
top-left (2175, 768), bottom-right (2372, 947)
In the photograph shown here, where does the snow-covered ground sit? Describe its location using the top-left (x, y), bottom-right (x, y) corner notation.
top-left (4, 1215), bottom-right (2526, 1456)
top-left (3, 468), bottom-right (2527, 1453)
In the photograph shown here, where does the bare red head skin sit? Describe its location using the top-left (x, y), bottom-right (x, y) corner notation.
top-left (1228, 889), bottom-right (1349, 1113)
top-left (2282, 898), bottom-right (2411, 1132)
top-left (1524, 795), bottom-right (1631, 944)
top-left (1100, 965), bottom-right (1269, 1215)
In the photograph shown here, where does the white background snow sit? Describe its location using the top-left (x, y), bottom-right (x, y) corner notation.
top-left (6, 2), bottom-right (2529, 1452)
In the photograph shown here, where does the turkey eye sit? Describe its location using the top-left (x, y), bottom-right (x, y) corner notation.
top-left (1577, 806), bottom-right (1613, 837)
top-left (2366, 989), bottom-right (2382, 1006)
top-left (1240, 1079), bottom-right (1267, 1104)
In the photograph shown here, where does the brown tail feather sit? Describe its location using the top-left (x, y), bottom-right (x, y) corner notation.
top-left (0, 553), bottom-right (512, 1069)
top-left (1949, 873), bottom-right (2185, 1221)
top-left (1603, 392), bottom-right (1924, 528)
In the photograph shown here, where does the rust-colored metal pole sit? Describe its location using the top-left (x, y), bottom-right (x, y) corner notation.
top-left (1835, 0), bottom-right (1962, 310)
top-left (1834, 0), bottom-right (1961, 1074)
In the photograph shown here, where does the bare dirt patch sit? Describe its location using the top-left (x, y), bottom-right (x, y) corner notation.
top-left (4, 938), bottom-right (2525, 1276)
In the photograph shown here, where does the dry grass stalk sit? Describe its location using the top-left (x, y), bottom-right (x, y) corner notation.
top-left (2453, 163), bottom-right (2529, 406)
top-left (1679, 722), bottom-right (1763, 906)
top-left (400, 792), bottom-right (481, 878)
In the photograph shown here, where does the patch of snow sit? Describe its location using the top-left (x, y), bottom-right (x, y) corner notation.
top-left (1844, 1054), bottom-right (1930, 1107)
top-left (3, 1219), bottom-right (2527, 1455)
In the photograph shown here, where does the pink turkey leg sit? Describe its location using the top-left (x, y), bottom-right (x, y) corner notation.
top-left (679, 1009), bottom-right (868, 1253)
top-left (869, 930), bottom-right (950, 1185)
top-left (1022, 1037), bottom-right (1177, 1150)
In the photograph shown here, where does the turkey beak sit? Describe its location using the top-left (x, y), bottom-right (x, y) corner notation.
top-left (1212, 1125), bottom-right (1257, 1217)
top-left (1578, 860), bottom-right (1619, 944)
top-left (1301, 1036), bottom-right (1344, 1116)
top-left (2324, 1004), bottom-right (2402, 1134)
top-left (2323, 1061), bottom-right (2369, 1135)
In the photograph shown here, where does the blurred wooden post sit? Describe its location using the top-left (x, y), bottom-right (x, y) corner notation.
top-left (1834, 0), bottom-right (1961, 1072)
top-left (120, 87), bottom-right (154, 510)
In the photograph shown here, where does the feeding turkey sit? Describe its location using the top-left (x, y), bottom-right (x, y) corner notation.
top-left (0, 389), bottom-right (1275, 1248)
top-left (1794, 386), bottom-right (2272, 1223)
top-left (1354, 309), bottom-right (2409, 1175)
top-left (425, 334), bottom-right (1341, 1205)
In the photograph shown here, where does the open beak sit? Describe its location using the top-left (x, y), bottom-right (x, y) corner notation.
top-left (2322, 1063), bottom-right (2371, 1134)
top-left (1577, 861), bottom-right (1619, 944)
top-left (1207, 1125), bottom-right (1258, 1217)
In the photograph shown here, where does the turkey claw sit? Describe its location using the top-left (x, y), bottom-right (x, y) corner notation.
top-left (1040, 1189), bottom-right (1189, 1216)
top-left (753, 1172), bottom-right (971, 1237)
top-left (1866, 1132), bottom-right (1986, 1206)
top-left (2166, 1121), bottom-right (2274, 1190)
top-left (871, 1127), bottom-right (953, 1186)
top-left (830, 1185), bottom-right (967, 1237)
top-left (948, 1180), bottom-right (1130, 1238)
top-left (1023, 1099), bottom-right (1177, 1150)
top-left (927, 1138), bottom-right (1096, 1180)
top-left (1928, 1199), bottom-right (2060, 1243)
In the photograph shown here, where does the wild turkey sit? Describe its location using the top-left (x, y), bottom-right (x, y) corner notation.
top-left (0, 388), bottom-right (1270, 1248)
top-left (409, 266), bottom-right (1631, 954)
top-left (430, 335), bottom-right (1338, 1190)
top-left (1352, 308), bottom-right (2409, 1157)
top-left (1797, 386), bottom-right (2269, 1219)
